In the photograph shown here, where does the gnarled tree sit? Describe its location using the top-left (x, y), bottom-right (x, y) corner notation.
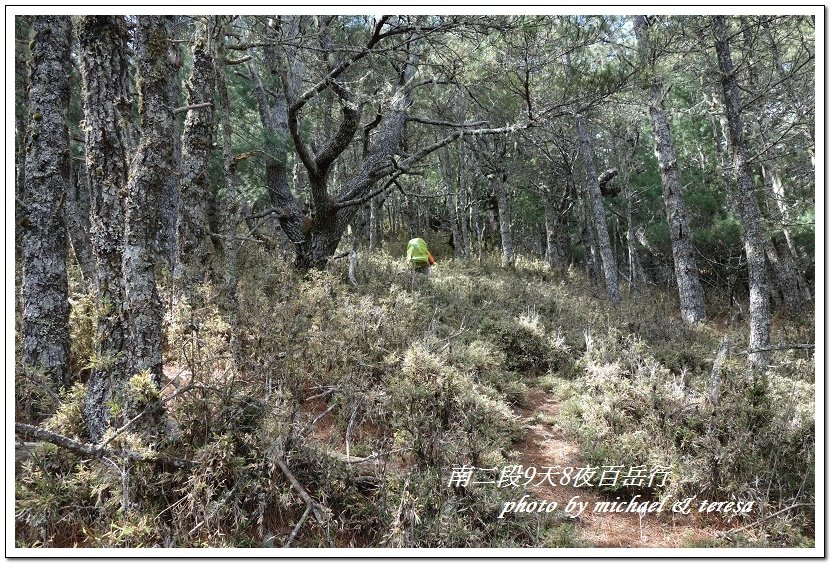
top-left (249, 16), bottom-right (529, 269)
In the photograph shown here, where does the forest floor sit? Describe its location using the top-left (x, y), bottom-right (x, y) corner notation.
top-left (514, 387), bottom-right (728, 548)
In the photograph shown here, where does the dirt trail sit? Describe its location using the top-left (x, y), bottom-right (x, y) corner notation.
top-left (515, 388), bottom-right (724, 548)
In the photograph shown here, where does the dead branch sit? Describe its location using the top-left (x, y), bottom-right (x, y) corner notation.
top-left (285, 504), bottom-right (312, 547)
top-left (716, 502), bottom-right (814, 537)
top-left (275, 457), bottom-right (327, 545)
top-left (225, 55), bottom-right (253, 65)
top-left (172, 102), bottom-right (213, 115)
top-left (300, 404), bottom-right (337, 438)
top-left (99, 382), bottom-right (200, 450)
top-left (14, 422), bottom-right (192, 470)
top-left (407, 116), bottom-right (489, 128)
top-left (736, 344), bottom-right (815, 355)
top-left (305, 387), bottom-right (338, 402)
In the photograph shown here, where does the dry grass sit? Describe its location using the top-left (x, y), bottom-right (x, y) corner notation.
top-left (15, 247), bottom-right (815, 548)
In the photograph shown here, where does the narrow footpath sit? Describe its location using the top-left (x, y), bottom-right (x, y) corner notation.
top-left (515, 388), bottom-right (726, 547)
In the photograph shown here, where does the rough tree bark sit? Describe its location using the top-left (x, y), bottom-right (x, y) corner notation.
top-left (176, 17), bottom-right (217, 297)
top-left (575, 114), bottom-right (620, 304)
top-left (66, 159), bottom-right (96, 290)
top-left (157, 23), bottom-right (183, 271)
top-left (579, 200), bottom-right (599, 281)
top-left (21, 15), bottom-right (71, 390)
top-left (15, 16), bottom-right (31, 263)
top-left (712, 15), bottom-right (771, 377)
top-left (78, 16), bottom-right (131, 441)
top-left (633, 16), bottom-right (705, 323)
top-left (122, 16), bottom-right (175, 384)
top-left (215, 19), bottom-right (243, 365)
top-left (471, 136), bottom-right (514, 266)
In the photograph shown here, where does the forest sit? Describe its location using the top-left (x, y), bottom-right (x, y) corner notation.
top-left (13, 13), bottom-right (817, 551)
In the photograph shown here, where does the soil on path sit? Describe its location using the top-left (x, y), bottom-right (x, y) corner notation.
top-left (514, 388), bottom-right (726, 548)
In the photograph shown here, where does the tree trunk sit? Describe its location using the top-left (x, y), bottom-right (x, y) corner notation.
top-left (762, 166), bottom-right (799, 260)
top-left (543, 186), bottom-right (565, 269)
top-left (440, 147), bottom-right (465, 260)
top-left (249, 24), bottom-right (309, 264)
top-left (78, 16), bottom-right (131, 441)
top-left (176, 18), bottom-right (217, 297)
top-left (215, 22), bottom-right (243, 366)
top-left (22, 15), bottom-right (71, 390)
top-left (369, 195), bottom-right (384, 251)
top-left (575, 114), bottom-right (620, 303)
top-left (645, 82), bottom-right (705, 320)
top-left (736, 19), bottom-right (810, 314)
top-left (764, 237), bottom-right (806, 313)
top-left (457, 136), bottom-right (471, 258)
top-left (624, 186), bottom-right (649, 288)
top-left (491, 171), bottom-right (514, 267)
top-left (579, 200), bottom-right (598, 281)
top-left (157, 27), bottom-right (183, 272)
top-left (633, 15), bottom-right (705, 322)
top-left (713, 15), bottom-right (771, 377)
top-left (66, 159), bottom-right (96, 290)
top-left (761, 165), bottom-right (811, 305)
top-left (122, 16), bottom-right (175, 385)
top-left (278, 18), bottom-right (420, 269)
top-left (471, 191), bottom-right (483, 264)
top-left (15, 17), bottom-right (31, 264)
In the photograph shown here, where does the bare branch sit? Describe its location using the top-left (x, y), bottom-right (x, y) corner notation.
top-left (172, 102), bottom-right (213, 115)
top-left (407, 116), bottom-right (489, 128)
top-left (290, 16), bottom-right (392, 114)
top-left (315, 99), bottom-right (362, 175)
top-left (275, 457), bottom-right (327, 544)
top-left (737, 344), bottom-right (815, 355)
top-left (336, 121), bottom-right (532, 210)
top-left (716, 503), bottom-right (814, 537)
top-left (225, 55), bottom-right (253, 65)
top-left (14, 422), bottom-right (192, 470)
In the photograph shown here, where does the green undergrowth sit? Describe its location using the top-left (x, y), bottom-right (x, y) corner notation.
top-left (15, 248), bottom-right (815, 548)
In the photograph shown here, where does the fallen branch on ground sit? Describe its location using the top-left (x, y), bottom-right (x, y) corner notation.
top-left (716, 502), bottom-right (814, 537)
top-left (275, 457), bottom-right (328, 547)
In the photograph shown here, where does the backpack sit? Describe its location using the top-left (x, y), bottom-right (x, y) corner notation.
top-left (406, 238), bottom-right (430, 268)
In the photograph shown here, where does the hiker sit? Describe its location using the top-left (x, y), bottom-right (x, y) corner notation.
top-left (406, 237), bottom-right (436, 275)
